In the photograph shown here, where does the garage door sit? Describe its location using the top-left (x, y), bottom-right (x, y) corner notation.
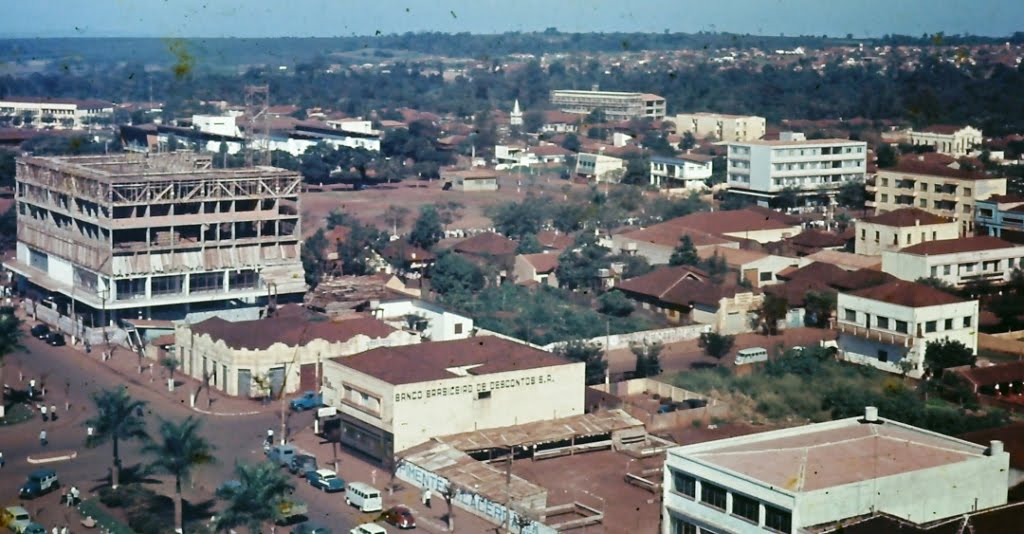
top-left (237, 369), bottom-right (252, 398)
top-left (268, 366), bottom-right (285, 399)
top-left (299, 363), bottom-right (318, 391)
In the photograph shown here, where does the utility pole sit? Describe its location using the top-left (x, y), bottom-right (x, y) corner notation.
top-left (505, 444), bottom-right (513, 533)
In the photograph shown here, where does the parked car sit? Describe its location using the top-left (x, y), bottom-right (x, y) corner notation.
top-left (349, 524), bottom-right (386, 534)
top-left (21, 524), bottom-right (46, 534)
top-left (1, 506), bottom-right (31, 534)
top-left (289, 391), bottom-right (323, 411)
top-left (292, 523), bottom-right (331, 534)
top-left (288, 454), bottom-right (318, 477)
top-left (46, 333), bottom-right (66, 347)
top-left (29, 324), bottom-right (49, 339)
top-left (380, 505), bottom-right (416, 529)
top-left (266, 445), bottom-right (298, 467)
top-left (19, 470), bottom-right (59, 499)
top-left (306, 469), bottom-right (345, 492)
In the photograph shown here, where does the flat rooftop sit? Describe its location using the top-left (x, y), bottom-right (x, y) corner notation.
top-left (401, 441), bottom-right (544, 501)
top-left (438, 409), bottom-right (644, 452)
top-left (334, 335), bottom-right (574, 385)
top-left (21, 153), bottom-right (298, 182)
top-left (672, 416), bottom-right (990, 493)
top-left (733, 138), bottom-right (864, 146)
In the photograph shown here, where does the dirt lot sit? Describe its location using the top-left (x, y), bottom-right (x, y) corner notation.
top-left (299, 171), bottom-right (587, 237)
top-left (513, 449), bottom-right (663, 534)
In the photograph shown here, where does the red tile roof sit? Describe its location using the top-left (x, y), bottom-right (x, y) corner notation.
top-left (953, 362), bottom-right (1024, 389)
top-left (192, 315), bottom-right (397, 350)
top-left (528, 145), bottom-right (571, 157)
top-left (777, 262), bottom-right (847, 283)
top-left (785, 229), bottom-right (849, 248)
top-left (619, 222), bottom-right (732, 249)
top-left (900, 236), bottom-right (1019, 256)
top-left (380, 242), bottom-right (436, 263)
top-left (849, 280), bottom-right (965, 307)
top-left (535, 230), bottom-right (574, 251)
top-left (672, 207), bottom-right (801, 235)
top-left (764, 278), bottom-right (834, 307)
top-left (830, 268), bottom-right (898, 291)
top-left (519, 253), bottom-right (559, 274)
top-left (454, 232), bottom-right (518, 257)
top-left (335, 336), bottom-right (573, 385)
top-left (616, 266), bottom-right (753, 307)
top-left (862, 208), bottom-right (952, 227)
top-left (883, 156), bottom-right (996, 181)
top-left (920, 124), bottom-right (967, 135)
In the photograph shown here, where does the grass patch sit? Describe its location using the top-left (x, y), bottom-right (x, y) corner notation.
top-left (667, 348), bottom-right (1010, 435)
top-left (77, 498), bottom-right (137, 534)
top-left (0, 402), bottom-right (36, 426)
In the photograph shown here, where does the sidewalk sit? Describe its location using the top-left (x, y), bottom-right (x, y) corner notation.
top-left (289, 429), bottom-right (502, 534)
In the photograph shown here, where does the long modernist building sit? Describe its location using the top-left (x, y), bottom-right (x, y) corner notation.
top-left (550, 89), bottom-right (666, 121)
top-left (4, 153), bottom-right (306, 325)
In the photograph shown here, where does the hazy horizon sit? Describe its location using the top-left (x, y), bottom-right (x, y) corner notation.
top-left (1, 0), bottom-right (1021, 40)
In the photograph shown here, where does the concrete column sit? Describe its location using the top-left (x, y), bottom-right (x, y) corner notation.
top-left (725, 492), bottom-right (733, 514)
top-left (758, 503), bottom-right (766, 527)
top-left (223, 271), bottom-right (230, 293)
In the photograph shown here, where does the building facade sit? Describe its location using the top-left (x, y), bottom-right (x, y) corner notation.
top-left (853, 208), bottom-right (959, 256)
top-left (672, 112), bottom-right (766, 142)
top-left (550, 90), bottom-right (666, 121)
top-left (575, 153), bottom-right (625, 182)
top-left (649, 155), bottom-right (713, 189)
top-left (908, 125), bottom-right (983, 156)
top-left (871, 158), bottom-right (1007, 235)
top-left (3, 153), bottom-right (306, 325)
top-left (836, 280), bottom-right (978, 378)
top-left (881, 236), bottom-right (1024, 288)
top-left (976, 195), bottom-right (1024, 243)
top-left (320, 336), bottom-right (585, 461)
top-left (662, 407), bottom-right (1009, 534)
top-left (726, 133), bottom-right (867, 206)
top-left (0, 97), bottom-right (114, 128)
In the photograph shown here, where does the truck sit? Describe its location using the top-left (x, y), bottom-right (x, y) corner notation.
top-left (289, 391), bottom-right (323, 411)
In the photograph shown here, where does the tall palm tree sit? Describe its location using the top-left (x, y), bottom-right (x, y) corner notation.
top-left (143, 416), bottom-right (215, 534)
top-left (83, 387), bottom-right (149, 488)
top-left (214, 461), bottom-right (295, 534)
top-left (0, 309), bottom-right (24, 419)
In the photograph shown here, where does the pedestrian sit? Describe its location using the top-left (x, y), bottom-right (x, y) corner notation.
top-left (50, 404), bottom-right (57, 421)
top-left (422, 488), bottom-right (432, 508)
top-left (70, 486), bottom-right (80, 505)
top-left (266, 428), bottom-right (274, 445)
top-left (60, 527), bottom-right (68, 534)
top-left (87, 426), bottom-right (94, 438)
top-left (51, 527), bottom-right (57, 534)
top-left (39, 430), bottom-right (47, 446)
top-left (40, 404), bottom-right (48, 422)
top-left (0, 451), bottom-right (5, 468)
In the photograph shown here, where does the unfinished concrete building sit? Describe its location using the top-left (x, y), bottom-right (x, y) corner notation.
top-left (4, 152), bottom-right (305, 325)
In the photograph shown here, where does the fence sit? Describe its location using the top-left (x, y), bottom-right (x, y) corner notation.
top-left (542, 323), bottom-right (708, 352)
top-left (23, 299), bottom-right (127, 348)
top-left (593, 378), bottom-right (730, 431)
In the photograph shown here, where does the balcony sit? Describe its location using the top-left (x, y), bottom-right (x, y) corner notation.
top-left (834, 320), bottom-right (913, 348)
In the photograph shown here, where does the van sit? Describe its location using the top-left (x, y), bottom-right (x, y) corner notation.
top-left (19, 469), bottom-right (59, 499)
top-left (266, 444), bottom-right (297, 467)
top-left (344, 482), bottom-right (383, 513)
top-left (349, 524), bottom-right (386, 534)
top-left (735, 347), bottom-right (768, 366)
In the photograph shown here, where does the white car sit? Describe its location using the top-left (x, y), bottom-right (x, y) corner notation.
top-left (349, 524), bottom-right (387, 534)
top-left (2, 506), bottom-right (31, 534)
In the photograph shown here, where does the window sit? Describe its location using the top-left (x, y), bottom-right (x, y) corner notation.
top-left (759, 272), bottom-right (773, 282)
top-left (228, 269), bottom-right (259, 290)
top-left (930, 266), bottom-right (938, 277)
top-left (732, 493), bottom-right (760, 523)
top-left (932, 231), bottom-right (937, 240)
top-left (700, 481), bottom-right (727, 510)
top-left (151, 275), bottom-right (184, 296)
top-left (965, 188), bottom-right (972, 196)
top-left (945, 318), bottom-right (954, 330)
top-left (669, 517), bottom-right (698, 534)
top-left (963, 204), bottom-right (972, 213)
top-left (964, 316), bottom-right (972, 328)
top-left (882, 178), bottom-right (889, 187)
top-left (476, 391), bottom-right (492, 400)
top-left (671, 470), bottom-right (696, 498)
top-left (881, 194), bottom-right (888, 203)
top-left (844, 309), bottom-right (856, 322)
top-left (926, 321), bottom-right (937, 333)
top-left (115, 278), bottom-right (146, 300)
top-left (921, 182), bottom-right (928, 191)
top-left (876, 316), bottom-right (890, 329)
top-left (190, 272), bottom-right (223, 293)
top-left (861, 229), bottom-right (866, 240)
top-left (878, 349), bottom-right (889, 362)
top-left (962, 263), bottom-right (975, 273)
top-left (454, 323), bottom-right (463, 335)
top-left (944, 265), bottom-right (952, 275)
top-left (765, 506), bottom-right (793, 533)
top-left (875, 231), bottom-right (880, 242)
top-left (919, 199), bottom-right (927, 208)
top-left (895, 320), bottom-right (909, 334)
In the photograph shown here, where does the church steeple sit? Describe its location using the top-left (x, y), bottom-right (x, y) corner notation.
top-left (510, 99), bottom-right (523, 127)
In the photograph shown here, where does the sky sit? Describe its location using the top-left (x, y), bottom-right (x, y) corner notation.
top-left (1, 0), bottom-right (1022, 39)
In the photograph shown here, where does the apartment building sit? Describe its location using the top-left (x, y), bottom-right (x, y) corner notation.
top-left (726, 132), bottom-right (867, 207)
top-left (882, 236), bottom-right (1024, 288)
top-left (550, 89), bottom-right (666, 121)
top-left (3, 153), bottom-right (305, 326)
top-left (672, 112), bottom-right (766, 142)
top-left (575, 152), bottom-right (625, 182)
top-left (872, 156), bottom-right (1007, 235)
top-left (976, 194), bottom-right (1024, 243)
top-left (853, 208), bottom-right (959, 256)
top-left (835, 280), bottom-right (978, 378)
top-left (662, 407), bottom-right (1008, 534)
top-left (649, 154), bottom-right (713, 189)
top-left (0, 96), bottom-right (114, 128)
top-left (908, 125), bottom-right (983, 156)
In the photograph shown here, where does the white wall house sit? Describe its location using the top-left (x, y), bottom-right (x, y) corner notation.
top-left (881, 236), bottom-right (1024, 287)
top-left (908, 125), bottom-right (983, 156)
top-left (0, 97), bottom-right (114, 128)
top-left (494, 145), bottom-right (538, 169)
top-left (663, 407), bottom-right (1009, 534)
top-left (320, 336), bottom-right (584, 462)
top-left (371, 299), bottom-right (475, 342)
top-left (672, 112), bottom-right (766, 142)
top-left (576, 153), bottom-right (625, 183)
top-left (726, 132), bottom-right (867, 206)
top-left (836, 280), bottom-right (978, 378)
top-left (649, 154), bottom-right (713, 189)
top-left (854, 208), bottom-right (960, 256)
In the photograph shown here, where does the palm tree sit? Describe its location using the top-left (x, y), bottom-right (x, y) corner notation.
top-left (83, 387), bottom-right (149, 488)
top-left (144, 416), bottom-right (215, 534)
top-left (214, 461), bottom-right (295, 534)
top-left (0, 309), bottom-right (24, 419)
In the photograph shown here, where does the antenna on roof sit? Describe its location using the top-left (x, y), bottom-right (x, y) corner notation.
top-left (244, 84), bottom-right (271, 167)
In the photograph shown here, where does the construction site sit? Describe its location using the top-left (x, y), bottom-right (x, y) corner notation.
top-left (3, 151), bottom-right (306, 335)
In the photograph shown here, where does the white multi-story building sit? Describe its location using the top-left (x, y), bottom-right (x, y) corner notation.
top-left (550, 89), bottom-right (666, 121)
top-left (853, 208), bottom-right (959, 256)
top-left (726, 132), bottom-right (867, 207)
top-left (908, 125), bottom-right (983, 156)
top-left (649, 154), bottom-right (713, 189)
top-left (0, 96), bottom-right (114, 128)
top-left (576, 152), bottom-right (625, 182)
top-left (672, 112), bottom-right (766, 142)
top-left (320, 336), bottom-right (584, 462)
top-left (836, 280), bottom-right (978, 378)
top-left (882, 236), bottom-right (1024, 288)
top-left (662, 407), bottom-right (1009, 534)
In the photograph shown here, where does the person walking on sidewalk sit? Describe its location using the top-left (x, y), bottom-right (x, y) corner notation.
top-left (0, 451), bottom-right (5, 468)
top-left (50, 404), bottom-right (57, 422)
top-left (40, 404), bottom-right (47, 422)
top-left (39, 430), bottom-right (47, 446)
top-left (422, 488), bottom-right (432, 508)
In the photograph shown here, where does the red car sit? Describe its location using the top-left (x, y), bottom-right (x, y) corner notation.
top-left (381, 505), bottom-right (416, 529)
